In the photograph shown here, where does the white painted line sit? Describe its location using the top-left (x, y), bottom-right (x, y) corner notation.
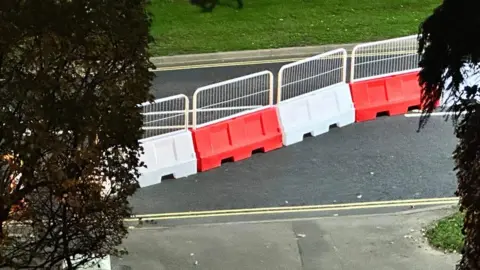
top-left (404, 111), bottom-right (466, 117)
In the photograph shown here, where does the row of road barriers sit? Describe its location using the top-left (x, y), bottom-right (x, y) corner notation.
top-left (136, 34), bottom-right (449, 187)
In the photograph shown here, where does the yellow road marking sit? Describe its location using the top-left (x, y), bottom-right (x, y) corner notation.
top-left (126, 197), bottom-right (458, 221)
top-left (131, 204), bottom-right (454, 229)
top-left (6, 198), bottom-right (458, 227)
top-left (152, 50), bottom-right (417, 71)
top-left (152, 58), bottom-right (304, 71)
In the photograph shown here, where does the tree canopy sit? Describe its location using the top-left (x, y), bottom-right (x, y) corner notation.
top-left (0, 0), bottom-right (154, 268)
top-left (418, 0), bottom-right (480, 128)
top-left (418, 0), bottom-right (480, 269)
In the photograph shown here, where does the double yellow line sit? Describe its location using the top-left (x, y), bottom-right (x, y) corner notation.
top-left (5, 198), bottom-right (457, 228)
top-left (125, 197), bottom-right (458, 222)
top-left (153, 50), bottom-right (418, 71)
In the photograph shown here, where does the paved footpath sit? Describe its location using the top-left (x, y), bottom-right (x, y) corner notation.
top-left (113, 206), bottom-right (460, 270)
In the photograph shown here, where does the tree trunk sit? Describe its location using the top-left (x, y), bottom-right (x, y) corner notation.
top-left (0, 208), bottom-right (8, 239)
top-left (62, 206), bottom-right (73, 270)
top-left (0, 220), bottom-right (4, 239)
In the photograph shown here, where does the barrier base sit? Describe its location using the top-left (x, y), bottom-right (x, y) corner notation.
top-left (197, 137), bottom-right (281, 171)
top-left (283, 111), bottom-right (354, 146)
top-left (356, 101), bottom-right (416, 122)
top-left (191, 107), bottom-right (283, 172)
top-left (137, 160), bottom-right (197, 187)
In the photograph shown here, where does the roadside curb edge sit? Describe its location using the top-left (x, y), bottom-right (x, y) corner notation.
top-left (150, 43), bottom-right (358, 68)
top-left (125, 204), bottom-right (459, 230)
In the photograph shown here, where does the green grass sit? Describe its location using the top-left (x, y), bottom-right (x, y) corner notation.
top-left (426, 211), bottom-right (465, 253)
top-left (148, 0), bottom-right (441, 56)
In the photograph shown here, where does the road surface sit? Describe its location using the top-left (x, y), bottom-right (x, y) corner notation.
top-left (130, 114), bottom-right (457, 215)
top-left (151, 61), bottom-right (289, 98)
top-left (130, 53), bottom-right (455, 215)
top-left (150, 54), bottom-right (419, 99)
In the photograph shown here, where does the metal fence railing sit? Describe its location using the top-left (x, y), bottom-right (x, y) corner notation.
top-left (277, 48), bottom-right (347, 103)
top-left (138, 35), bottom-right (424, 132)
top-left (350, 35), bottom-right (420, 82)
top-left (192, 71), bottom-right (274, 128)
top-left (140, 94), bottom-right (189, 139)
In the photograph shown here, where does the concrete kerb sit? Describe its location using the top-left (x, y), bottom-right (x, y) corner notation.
top-left (149, 43), bottom-right (358, 68)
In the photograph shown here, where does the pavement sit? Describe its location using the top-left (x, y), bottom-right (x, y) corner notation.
top-left (113, 205), bottom-right (460, 270)
top-left (149, 43), bottom-right (359, 68)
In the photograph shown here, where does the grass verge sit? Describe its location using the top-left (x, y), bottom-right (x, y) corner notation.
top-left (148, 0), bottom-right (441, 56)
top-left (426, 211), bottom-right (464, 253)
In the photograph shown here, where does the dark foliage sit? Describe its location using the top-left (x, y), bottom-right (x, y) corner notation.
top-left (190, 0), bottom-right (243, 12)
top-left (418, 0), bottom-right (480, 269)
top-left (417, 0), bottom-right (480, 129)
top-left (0, 0), bottom-right (154, 269)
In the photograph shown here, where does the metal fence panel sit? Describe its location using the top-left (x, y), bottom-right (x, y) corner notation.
top-left (140, 94), bottom-right (189, 139)
top-left (350, 35), bottom-right (420, 82)
top-left (192, 71), bottom-right (274, 128)
top-left (277, 49), bottom-right (347, 103)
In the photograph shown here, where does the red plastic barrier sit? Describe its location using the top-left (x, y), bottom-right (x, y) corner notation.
top-left (349, 71), bottom-right (423, 122)
top-left (191, 107), bottom-right (283, 172)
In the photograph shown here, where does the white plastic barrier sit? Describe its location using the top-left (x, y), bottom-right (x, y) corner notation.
top-left (276, 49), bottom-right (355, 146)
top-left (137, 95), bottom-right (197, 187)
top-left (138, 130), bottom-right (197, 187)
top-left (62, 255), bottom-right (111, 270)
top-left (441, 64), bottom-right (480, 108)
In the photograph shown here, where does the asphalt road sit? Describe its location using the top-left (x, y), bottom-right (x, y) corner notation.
top-left (132, 54), bottom-right (452, 215)
top-left (150, 54), bottom-right (419, 100)
top-left (130, 114), bottom-right (457, 215)
top-left (151, 61), bottom-right (288, 99)
top-left (127, 205), bottom-right (456, 227)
